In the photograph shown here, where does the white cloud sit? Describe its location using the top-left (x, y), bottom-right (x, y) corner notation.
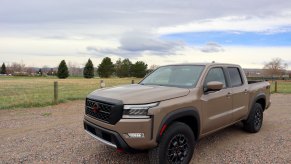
top-left (0, 0), bottom-right (291, 68)
top-left (158, 13), bottom-right (291, 34)
top-left (137, 46), bottom-right (291, 69)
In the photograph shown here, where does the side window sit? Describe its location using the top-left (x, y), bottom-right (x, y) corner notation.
top-left (204, 67), bottom-right (226, 88)
top-left (227, 67), bottom-right (243, 87)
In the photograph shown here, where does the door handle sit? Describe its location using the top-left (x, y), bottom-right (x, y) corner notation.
top-left (226, 92), bottom-right (231, 98)
top-left (244, 89), bottom-right (248, 94)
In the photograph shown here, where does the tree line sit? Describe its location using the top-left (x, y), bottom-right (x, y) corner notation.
top-left (0, 57), bottom-right (149, 79)
top-left (57, 57), bottom-right (148, 79)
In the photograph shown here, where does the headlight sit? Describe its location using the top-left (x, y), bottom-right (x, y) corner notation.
top-left (122, 102), bottom-right (159, 119)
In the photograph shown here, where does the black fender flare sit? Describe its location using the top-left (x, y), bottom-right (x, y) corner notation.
top-left (156, 107), bottom-right (200, 142)
top-left (249, 93), bottom-right (266, 115)
top-left (252, 93), bottom-right (266, 108)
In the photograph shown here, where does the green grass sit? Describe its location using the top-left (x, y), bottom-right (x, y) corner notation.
top-left (0, 76), bottom-right (141, 109)
top-left (270, 81), bottom-right (291, 94)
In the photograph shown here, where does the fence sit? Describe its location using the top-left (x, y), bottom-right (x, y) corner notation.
top-left (0, 77), bottom-right (140, 109)
top-left (1, 77), bottom-right (290, 109)
top-left (269, 80), bottom-right (291, 93)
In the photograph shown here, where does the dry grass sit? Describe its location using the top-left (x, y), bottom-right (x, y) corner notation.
top-left (0, 76), bottom-right (141, 109)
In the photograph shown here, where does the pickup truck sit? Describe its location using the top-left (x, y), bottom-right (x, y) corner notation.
top-left (83, 63), bottom-right (271, 164)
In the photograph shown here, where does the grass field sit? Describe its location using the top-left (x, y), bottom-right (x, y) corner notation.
top-left (0, 76), bottom-right (141, 109)
top-left (0, 77), bottom-right (290, 109)
top-left (269, 80), bottom-right (291, 94)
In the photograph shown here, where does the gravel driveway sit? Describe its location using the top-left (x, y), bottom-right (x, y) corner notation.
top-left (0, 94), bottom-right (290, 163)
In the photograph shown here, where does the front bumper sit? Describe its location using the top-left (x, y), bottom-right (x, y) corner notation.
top-left (84, 115), bottom-right (157, 150)
top-left (84, 119), bottom-right (131, 150)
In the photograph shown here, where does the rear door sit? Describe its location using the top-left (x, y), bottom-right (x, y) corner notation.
top-left (201, 67), bottom-right (233, 134)
top-left (226, 67), bottom-right (249, 122)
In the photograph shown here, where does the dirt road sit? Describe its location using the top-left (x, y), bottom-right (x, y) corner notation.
top-left (0, 94), bottom-right (290, 163)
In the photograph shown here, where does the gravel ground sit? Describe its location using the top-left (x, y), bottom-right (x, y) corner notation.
top-left (0, 94), bottom-right (290, 164)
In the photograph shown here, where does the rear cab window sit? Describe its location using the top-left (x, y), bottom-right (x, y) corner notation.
top-left (227, 67), bottom-right (243, 87)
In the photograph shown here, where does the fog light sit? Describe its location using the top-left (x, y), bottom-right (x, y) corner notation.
top-left (127, 133), bottom-right (145, 138)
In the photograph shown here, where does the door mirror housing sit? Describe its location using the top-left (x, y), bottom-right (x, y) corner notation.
top-left (205, 81), bottom-right (224, 92)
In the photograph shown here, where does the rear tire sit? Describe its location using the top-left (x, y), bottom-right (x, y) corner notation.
top-left (148, 122), bottom-right (195, 164)
top-left (243, 103), bottom-right (263, 133)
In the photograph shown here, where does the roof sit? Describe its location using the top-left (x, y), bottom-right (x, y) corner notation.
top-left (164, 62), bottom-right (240, 67)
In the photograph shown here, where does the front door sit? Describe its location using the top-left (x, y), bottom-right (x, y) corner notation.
top-left (201, 67), bottom-right (233, 134)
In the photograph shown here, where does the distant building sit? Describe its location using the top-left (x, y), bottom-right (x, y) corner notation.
top-left (243, 68), bottom-right (291, 79)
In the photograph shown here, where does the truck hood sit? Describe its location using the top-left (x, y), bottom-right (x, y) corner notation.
top-left (87, 84), bottom-right (190, 104)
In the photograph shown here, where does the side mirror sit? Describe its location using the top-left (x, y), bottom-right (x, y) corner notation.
top-left (206, 81), bottom-right (224, 92)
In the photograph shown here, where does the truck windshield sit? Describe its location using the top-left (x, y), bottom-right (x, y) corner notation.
top-left (140, 65), bottom-right (205, 88)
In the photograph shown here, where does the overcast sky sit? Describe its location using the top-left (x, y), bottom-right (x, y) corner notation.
top-left (0, 0), bottom-right (291, 68)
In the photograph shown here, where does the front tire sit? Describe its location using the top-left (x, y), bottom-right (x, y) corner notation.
top-left (243, 103), bottom-right (263, 133)
top-left (148, 122), bottom-right (195, 164)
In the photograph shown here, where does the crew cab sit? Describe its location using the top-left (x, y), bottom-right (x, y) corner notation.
top-left (83, 63), bottom-right (271, 164)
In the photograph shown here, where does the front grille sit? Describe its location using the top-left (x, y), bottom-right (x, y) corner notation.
top-left (86, 99), bottom-right (112, 123)
top-left (85, 99), bottom-right (123, 124)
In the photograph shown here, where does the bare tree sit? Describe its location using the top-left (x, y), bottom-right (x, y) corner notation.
top-left (9, 62), bottom-right (26, 73)
top-left (68, 61), bottom-right (82, 76)
top-left (149, 64), bottom-right (159, 70)
top-left (263, 58), bottom-right (287, 77)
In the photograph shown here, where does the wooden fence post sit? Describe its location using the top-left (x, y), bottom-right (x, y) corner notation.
top-left (54, 81), bottom-right (58, 104)
top-left (100, 80), bottom-right (105, 88)
top-left (275, 81), bottom-right (278, 93)
top-left (131, 79), bottom-right (134, 84)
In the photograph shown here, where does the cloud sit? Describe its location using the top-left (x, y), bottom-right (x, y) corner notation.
top-left (1, 0), bottom-right (291, 37)
top-left (86, 31), bottom-right (184, 57)
top-left (200, 42), bottom-right (224, 53)
top-left (158, 14), bottom-right (291, 34)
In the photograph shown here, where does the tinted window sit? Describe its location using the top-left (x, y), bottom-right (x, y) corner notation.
top-left (227, 67), bottom-right (243, 87)
top-left (204, 67), bottom-right (226, 87)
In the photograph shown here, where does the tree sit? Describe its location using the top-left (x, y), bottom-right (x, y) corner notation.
top-left (115, 58), bottom-right (132, 77)
top-left (264, 58), bottom-right (287, 77)
top-left (97, 57), bottom-right (114, 78)
top-left (83, 59), bottom-right (94, 78)
top-left (147, 64), bottom-right (159, 74)
top-left (1, 63), bottom-right (6, 74)
top-left (68, 62), bottom-right (82, 76)
top-left (57, 60), bottom-right (69, 79)
top-left (10, 62), bottom-right (25, 73)
top-left (131, 61), bottom-right (148, 78)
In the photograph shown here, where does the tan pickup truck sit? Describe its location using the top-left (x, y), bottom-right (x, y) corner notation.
top-left (84, 63), bottom-right (271, 164)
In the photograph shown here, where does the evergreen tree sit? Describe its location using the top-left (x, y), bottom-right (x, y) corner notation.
top-left (57, 60), bottom-right (69, 79)
top-left (0, 63), bottom-right (6, 74)
top-left (131, 61), bottom-right (148, 78)
top-left (115, 58), bottom-right (132, 77)
top-left (97, 57), bottom-right (114, 78)
top-left (83, 59), bottom-right (94, 78)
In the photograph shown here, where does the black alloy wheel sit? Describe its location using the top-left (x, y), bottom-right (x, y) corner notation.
top-left (167, 134), bottom-right (189, 163)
